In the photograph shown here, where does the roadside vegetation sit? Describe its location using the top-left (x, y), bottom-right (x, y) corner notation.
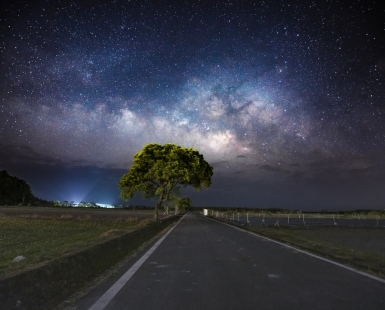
top-left (247, 226), bottom-right (385, 278)
top-left (204, 208), bottom-right (385, 279)
top-left (0, 207), bottom-right (156, 278)
top-left (204, 208), bottom-right (385, 221)
top-left (0, 170), bottom-right (49, 206)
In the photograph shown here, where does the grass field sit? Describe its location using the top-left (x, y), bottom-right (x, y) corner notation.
top-left (0, 207), bottom-right (158, 278)
top-left (211, 209), bottom-right (385, 220)
top-left (234, 224), bottom-right (385, 278)
top-left (204, 210), bottom-right (385, 277)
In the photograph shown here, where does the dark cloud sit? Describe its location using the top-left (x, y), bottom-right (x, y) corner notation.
top-left (0, 144), bottom-right (64, 166)
top-left (259, 165), bottom-right (282, 172)
top-left (210, 161), bottom-right (231, 167)
top-left (236, 155), bottom-right (248, 159)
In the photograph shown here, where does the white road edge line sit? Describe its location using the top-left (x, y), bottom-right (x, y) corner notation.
top-left (208, 216), bottom-right (385, 284)
top-left (88, 215), bottom-right (186, 310)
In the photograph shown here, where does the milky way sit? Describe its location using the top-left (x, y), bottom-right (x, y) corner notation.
top-left (1, 1), bottom-right (385, 209)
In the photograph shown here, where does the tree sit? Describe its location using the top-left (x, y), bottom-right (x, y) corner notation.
top-left (175, 196), bottom-right (192, 213)
top-left (119, 143), bottom-right (213, 221)
top-left (164, 195), bottom-right (192, 215)
top-left (0, 170), bottom-right (35, 205)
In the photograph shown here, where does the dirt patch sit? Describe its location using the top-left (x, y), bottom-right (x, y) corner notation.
top-left (99, 229), bottom-right (127, 237)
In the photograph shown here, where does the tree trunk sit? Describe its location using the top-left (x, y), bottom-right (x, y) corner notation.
top-left (155, 189), bottom-right (167, 222)
top-left (154, 202), bottom-right (160, 221)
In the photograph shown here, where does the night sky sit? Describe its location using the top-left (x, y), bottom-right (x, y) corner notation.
top-left (1, 1), bottom-right (384, 210)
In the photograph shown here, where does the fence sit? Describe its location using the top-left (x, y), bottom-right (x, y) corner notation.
top-left (206, 210), bottom-right (385, 228)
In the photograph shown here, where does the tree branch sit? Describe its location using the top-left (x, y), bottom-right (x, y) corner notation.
top-left (163, 181), bottom-right (177, 202)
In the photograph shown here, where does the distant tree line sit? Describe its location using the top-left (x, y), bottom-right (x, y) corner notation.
top-left (0, 170), bottom-right (48, 206)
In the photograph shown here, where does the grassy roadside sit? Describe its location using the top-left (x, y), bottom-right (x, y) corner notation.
top-left (0, 215), bottom-right (180, 310)
top-left (0, 214), bottom-right (142, 278)
top-left (211, 217), bottom-right (385, 279)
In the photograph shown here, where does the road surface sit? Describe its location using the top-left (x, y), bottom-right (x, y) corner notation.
top-left (72, 212), bottom-right (385, 310)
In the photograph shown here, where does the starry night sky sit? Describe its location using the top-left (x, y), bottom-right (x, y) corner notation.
top-left (1, 1), bottom-right (384, 210)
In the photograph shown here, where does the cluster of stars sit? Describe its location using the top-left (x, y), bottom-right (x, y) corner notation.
top-left (1, 1), bottom-right (384, 208)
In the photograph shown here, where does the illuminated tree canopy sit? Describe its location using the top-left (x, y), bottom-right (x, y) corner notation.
top-left (119, 143), bottom-right (213, 220)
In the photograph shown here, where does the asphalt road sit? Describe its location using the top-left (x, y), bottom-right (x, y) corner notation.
top-left (73, 212), bottom-right (385, 310)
